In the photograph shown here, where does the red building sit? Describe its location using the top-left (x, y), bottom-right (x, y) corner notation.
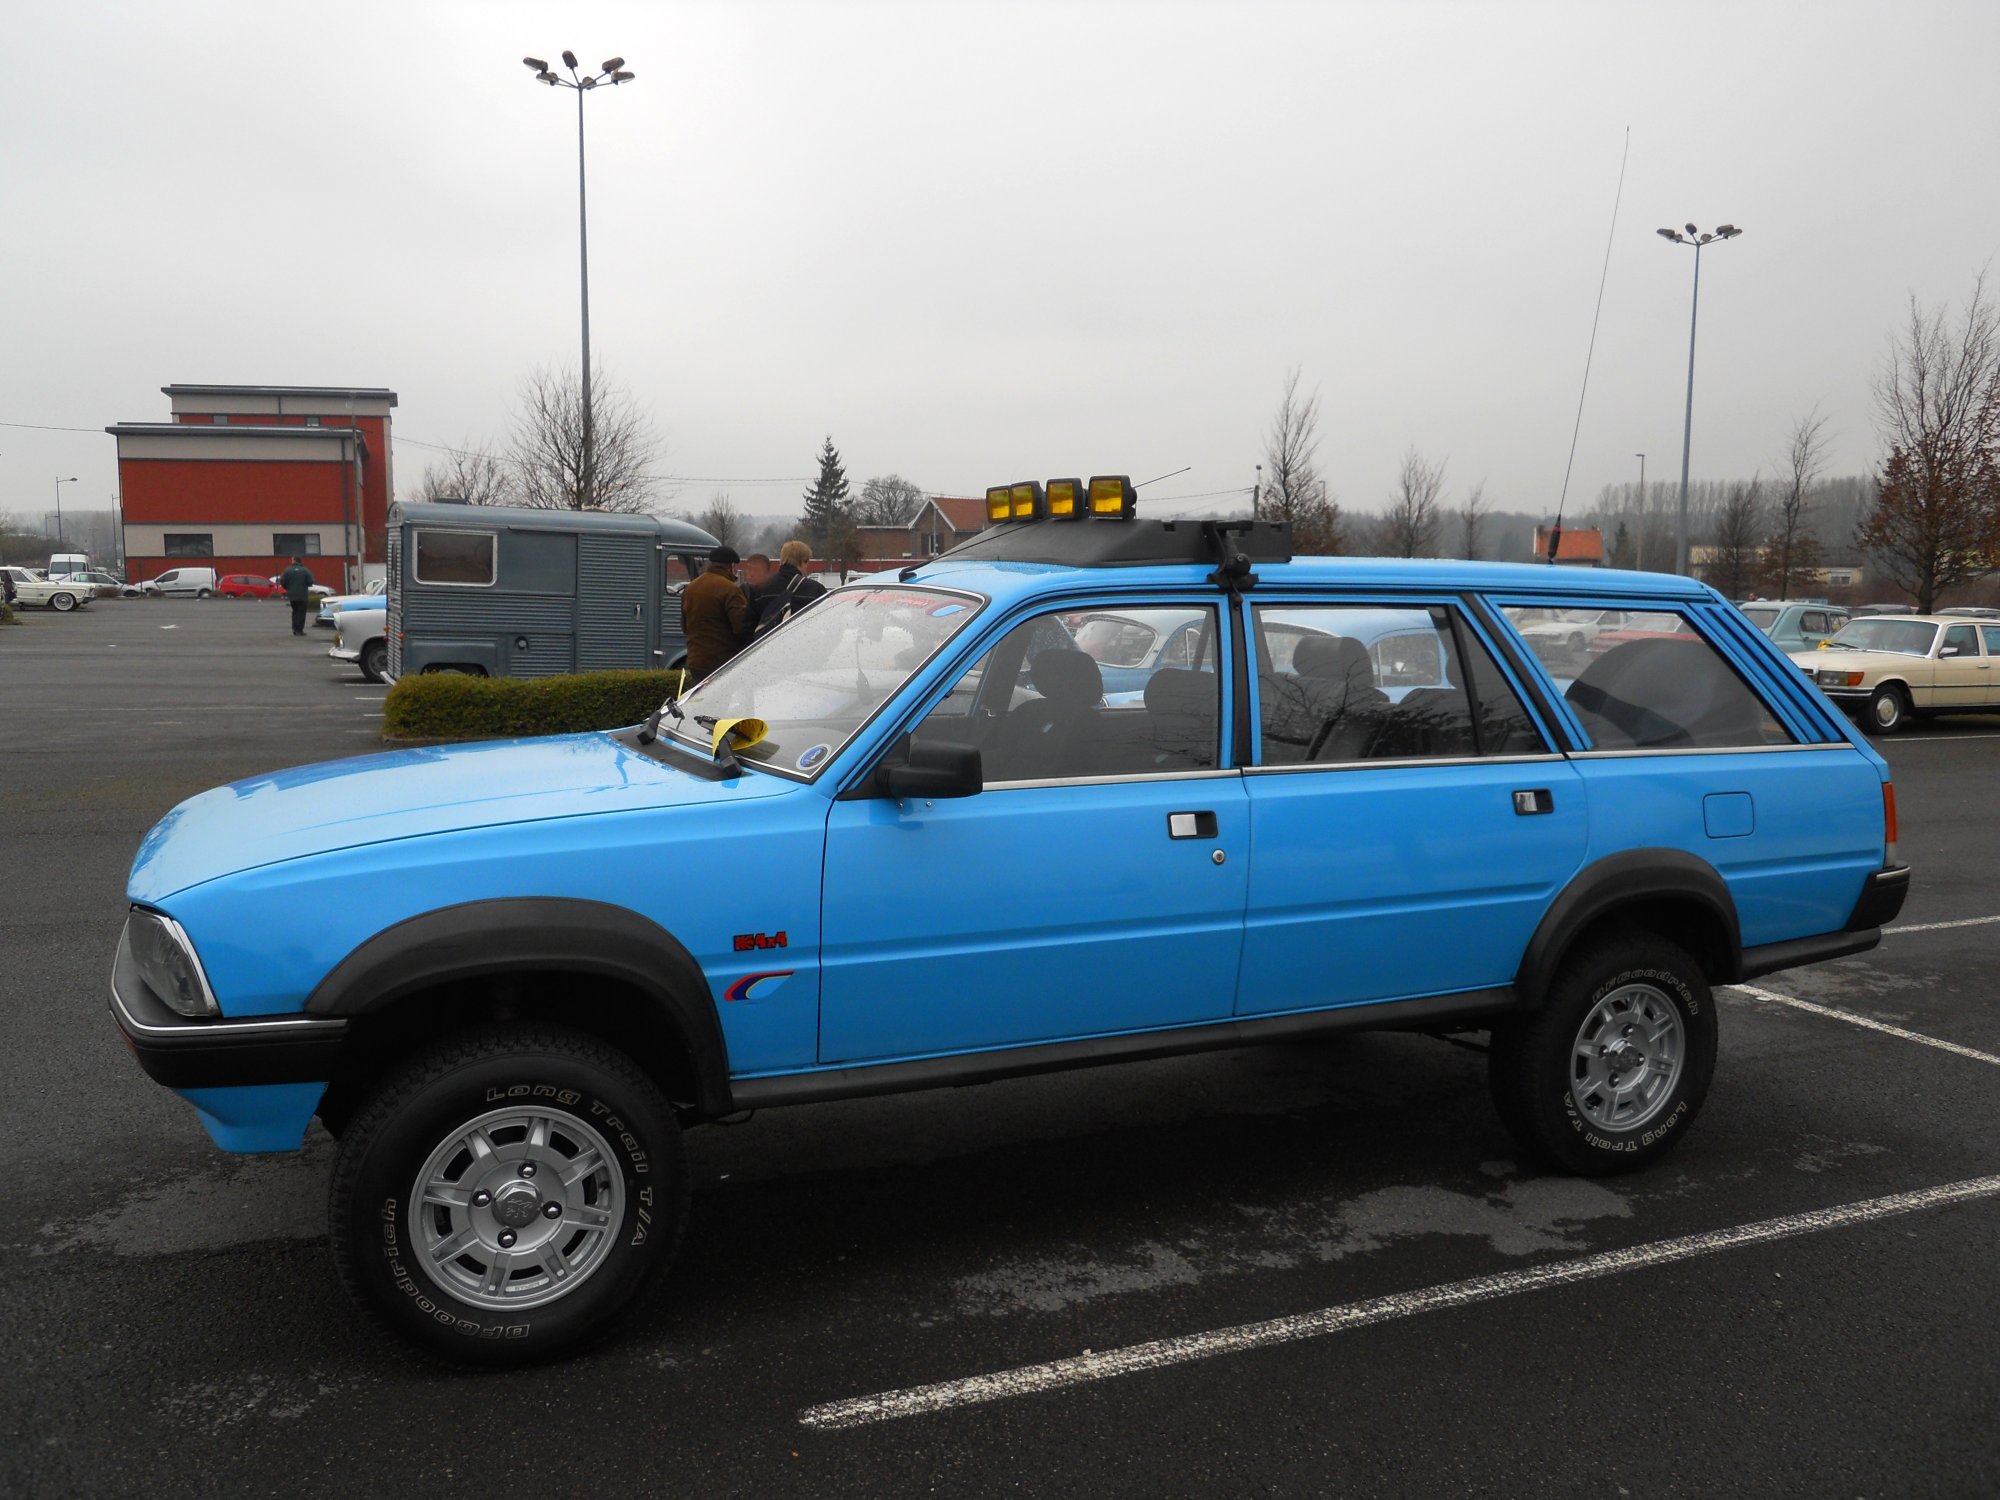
top-left (108, 384), bottom-right (398, 590)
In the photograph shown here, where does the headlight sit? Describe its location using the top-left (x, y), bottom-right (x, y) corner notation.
top-left (126, 909), bottom-right (219, 1018)
top-left (1816, 670), bottom-right (1865, 688)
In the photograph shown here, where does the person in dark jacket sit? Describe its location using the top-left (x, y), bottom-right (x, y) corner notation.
top-left (749, 538), bottom-right (828, 637)
top-left (278, 557), bottom-right (316, 635)
top-left (681, 545), bottom-right (749, 681)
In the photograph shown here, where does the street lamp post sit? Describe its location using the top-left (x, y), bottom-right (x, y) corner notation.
top-left (54, 475), bottom-right (78, 553)
top-left (523, 51), bottom-right (636, 509)
top-left (1633, 452), bottom-right (1646, 570)
top-left (1655, 223), bottom-right (1742, 577)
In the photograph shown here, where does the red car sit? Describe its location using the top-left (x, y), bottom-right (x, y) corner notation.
top-left (217, 573), bottom-right (285, 600)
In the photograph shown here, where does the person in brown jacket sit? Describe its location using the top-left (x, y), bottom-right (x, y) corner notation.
top-left (680, 545), bottom-right (749, 681)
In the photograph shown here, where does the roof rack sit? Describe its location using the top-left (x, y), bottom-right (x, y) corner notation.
top-left (923, 516), bottom-right (1292, 572)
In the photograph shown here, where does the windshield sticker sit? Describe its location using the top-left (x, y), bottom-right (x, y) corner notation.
top-left (797, 743), bottom-right (832, 772)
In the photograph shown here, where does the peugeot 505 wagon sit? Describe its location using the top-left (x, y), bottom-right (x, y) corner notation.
top-left (111, 478), bottom-right (1908, 1364)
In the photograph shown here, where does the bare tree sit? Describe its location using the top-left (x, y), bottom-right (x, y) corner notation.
top-left (1858, 276), bottom-right (2000, 611)
top-left (1379, 447), bottom-right (1446, 558)
top-left (1708, 480), bottom-right (1766, 598)
top-left (1765, 407), bottom-right (1829, 599)
top-left (413, 440), bottom-right (517, 507)
top-left (1458, 480), bottom-right (1487, 559)
top-left (1260, 368), bottom-right (1344, 553)
top-left (853, 474), bottom-right (927, 527)
top-left (695, 493), bottom-right (743, 550)
top-left (507, 361), bottom-right (662, 514)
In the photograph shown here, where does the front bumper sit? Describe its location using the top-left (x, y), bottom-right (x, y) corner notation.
top-left (328, 642), bottom-right (359, 663)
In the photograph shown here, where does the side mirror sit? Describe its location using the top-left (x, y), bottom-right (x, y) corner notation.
top-left (875, 737), bottom-right (982, 799)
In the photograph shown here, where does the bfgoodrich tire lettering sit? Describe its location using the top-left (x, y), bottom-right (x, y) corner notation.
top-left (1488, 930), bottom-right (1717, 1176)
top-left (329, 1025), bottom-right (689, 1367)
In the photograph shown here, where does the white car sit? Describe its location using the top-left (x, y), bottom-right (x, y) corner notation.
top-left (315, 577), bottom-right (386, 627)
top-left (50, 569), bottom-right (123, 599)
top-left (3, 564), bottom-right (94, 612)
top-left (330, 607), bottom-right (390, 683)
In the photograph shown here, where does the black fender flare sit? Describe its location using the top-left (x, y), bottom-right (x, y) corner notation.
top-left (304, 897), bottom-right (731, 1115)
top-left (1516, 849), bottom-right (1742, 1002)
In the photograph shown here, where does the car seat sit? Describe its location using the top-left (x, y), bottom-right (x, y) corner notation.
top-left (984, 647), bottom-right (1105, 779)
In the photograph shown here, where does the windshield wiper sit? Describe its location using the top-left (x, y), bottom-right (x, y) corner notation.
top-left (637, 693), bottom-right (685, 745)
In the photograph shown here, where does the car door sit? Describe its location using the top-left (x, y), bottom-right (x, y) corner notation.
top-left (1931, 623), bottom-right (1987, 709)
top-left (1983, 628), bottom-right (2000, 704)
top-left (819, 597), bottom-right (1247, 1063)
top-left (1236, 597), bottom-right (1587, 1016)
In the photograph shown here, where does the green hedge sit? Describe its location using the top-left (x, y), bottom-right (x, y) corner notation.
top-left (382, 668), bottom-right (686, 741)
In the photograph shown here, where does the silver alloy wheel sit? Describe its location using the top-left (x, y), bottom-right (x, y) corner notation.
top-left (1569, 982), bottom-right (1684, 1132)
top-left (409, 1105), bottom-right (625, 1311)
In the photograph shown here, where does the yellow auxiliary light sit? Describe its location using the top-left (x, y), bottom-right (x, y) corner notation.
top-left (1045, 478), bottom-right (1084, 520)
top-left (1087, 474), bottom-right (1136, 519)
top-left (1009, 481), bottom-right (1046, 522)
top-left (985, 486), bottom-right (1013, 525)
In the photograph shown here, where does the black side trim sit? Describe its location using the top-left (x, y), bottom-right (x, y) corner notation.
top-left (1739, 929), bottom-right (1880, 980)
top-left (728, 987), bottom-right (1521, 1110)
top-left (1846, 865), bottom-right (1911, 932)
top-left (111, 938), bottom-right (347, 1089)
top-left (304, 898), bottom-right (732, 1116)
top-left (1519, 849), bottom-right (1742, 998)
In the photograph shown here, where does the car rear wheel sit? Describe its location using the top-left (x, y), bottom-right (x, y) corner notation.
top-left (1488, 930), bottom-right (1716, 1176)
top-left (1862, 683), bottom-right (1909, 735)
top-left (196, 588), bottom-right (213, 599)
top-left (329, 1025), bottom-right (689, 1367)
top-left (359, 640), bottom-right (389, 683)
top-left (50, 592), bottom-right (77, 612)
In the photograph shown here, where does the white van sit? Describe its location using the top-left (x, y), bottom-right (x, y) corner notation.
top-left (47, 551), bottom-right (92, 579)
top-left (147, 567), bottom-right (220, 598)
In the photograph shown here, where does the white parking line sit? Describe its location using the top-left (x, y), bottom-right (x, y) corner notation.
top-left (1886, 915), bottom-right (2000, 935)
top-left (1888, 732), bottom-right (2000, 743)
top-left (1730, 983), bottom-right (2000, 1068)
top-left (798, 1174), bottom-right (2000, 1431)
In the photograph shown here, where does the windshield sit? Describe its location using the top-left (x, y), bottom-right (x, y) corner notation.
top-left (662, 584), bottom-right (983, 777)
top-left (1827, 619), bottom-right (1938, 656)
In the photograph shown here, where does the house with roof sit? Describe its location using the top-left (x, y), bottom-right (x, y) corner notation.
top-left (850, 496), bottom-right (989, 572)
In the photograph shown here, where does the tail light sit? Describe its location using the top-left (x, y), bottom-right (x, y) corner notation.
top-left (1883, 782), bottom-right (1899, 867)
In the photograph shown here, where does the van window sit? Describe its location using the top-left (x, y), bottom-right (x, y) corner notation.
top-left (414, 530), bottom-right (496, 586)
top-left (1500, 605), bottom-right (1794, 750)
top-left (1252, 604), bottom-right (1544, 764)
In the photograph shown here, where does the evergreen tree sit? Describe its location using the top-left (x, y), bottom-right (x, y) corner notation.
top-left (799, 436), bottom-right (852, 555)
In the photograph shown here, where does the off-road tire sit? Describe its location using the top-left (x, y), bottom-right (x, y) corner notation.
top-left (329, 1025), bottom-right (689, 1367)
top-left (1488, 930), bottom-right (1716, 1176)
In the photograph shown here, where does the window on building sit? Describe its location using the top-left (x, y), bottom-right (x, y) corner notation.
top-left (273, 533), bottom-right (322, 556)
top-left (213, 414), bottom-right (229, 425)
top-left (303, 416), bottom-right (322, 427)
top-left (413, 529), bottom-right (497, 586)
top-left (163, 534), bottom-right (215, 557)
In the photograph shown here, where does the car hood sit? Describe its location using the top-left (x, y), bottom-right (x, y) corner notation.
top-left (1791, 647), bottom-right (1927, 674)
top-left (129, 732), bottom-right (794, 902)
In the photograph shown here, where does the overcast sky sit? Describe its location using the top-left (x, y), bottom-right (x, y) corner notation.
top-left (5, 0), bottom-right (1998, 537)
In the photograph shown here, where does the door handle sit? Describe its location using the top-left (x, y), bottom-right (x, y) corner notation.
top-left (1167, 811), bottom-right (1218, 839)
top-left (1512, 789), bottom-right (1554, 815)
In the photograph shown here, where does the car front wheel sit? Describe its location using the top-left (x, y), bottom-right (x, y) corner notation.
top-left (1862, 683), bottom-right (1909, 735)
top-left (1488, 930), bottom-right (1716, 1176)
top-left (330, 1026), bottom-right (689, 1367)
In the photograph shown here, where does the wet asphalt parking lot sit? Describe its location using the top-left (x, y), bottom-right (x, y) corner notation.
top-left (3, 598), bottom-right (1998, 1498)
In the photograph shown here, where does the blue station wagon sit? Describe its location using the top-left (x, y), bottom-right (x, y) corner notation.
top-left (111, 482), bottom-right (1909, 1364)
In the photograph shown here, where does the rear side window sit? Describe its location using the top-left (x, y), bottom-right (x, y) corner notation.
top-left (1983, 626), bottom-right (2000, 656)
top-left (1500, 605), bottom-right (1794, 750)
top-left (1252, 603), bottom-right (1546, 764)
top-left (413, 530), bottom-right (496, 586)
